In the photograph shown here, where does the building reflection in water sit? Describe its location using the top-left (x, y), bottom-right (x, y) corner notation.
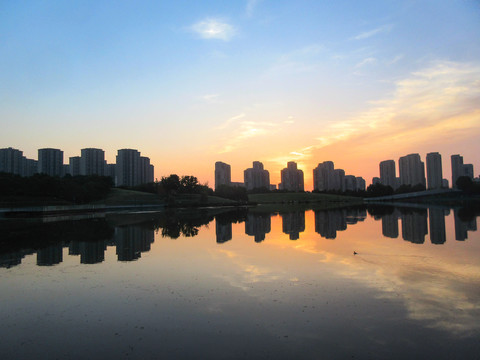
top-left (454, 209), bottom-right (477, 241)
top-left (401, 209), bottom-right (428, 244)
top-left (2, 206), bottom-right (480, 268)
top-left (114, 226), bottom-right (155, 262)
top-left (428, 208), bottom-right (448, 244)
top-left (282, 211), bottom-right (305, 240)
top-left (245, 213), bottom-right (271, 243)
top-left (69, 240), bottom-right (107, 264)
top-left (315, 208), bottom-right (366, 239)
top-left (37, 244), bottom-right (63, 266)
top-left (216, 221), bottom-right (232, 244)
top-left (381, 210), bottom-right (400, 238)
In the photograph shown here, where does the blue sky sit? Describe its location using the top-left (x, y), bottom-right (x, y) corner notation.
top-left (1, 0), bottom-right (480, 187)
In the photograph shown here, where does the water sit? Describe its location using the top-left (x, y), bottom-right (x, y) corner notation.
top-left (1, 205), bottom-right (479, 359)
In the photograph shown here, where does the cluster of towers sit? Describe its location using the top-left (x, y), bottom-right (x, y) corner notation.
top-left (313, 161), bottom-right (366, 192)
top-left (215, 161), bottom-right (305, 192)
top-left (215, 160), bottom-right (365, 192)
top-left (372, 152), bottom-right (475, 190)
top-left (0, 147), bottom-right (154, 187)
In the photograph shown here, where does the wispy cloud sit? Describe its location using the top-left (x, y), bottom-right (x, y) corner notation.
top-left (352, 24), bottom-right (393, 40)
top-left (201, 94), bottom-right (220, 104)
top-left (190, 18), bottom-right (236, 41)
top-left (215, 113), bottom-right (280, 153)
top-left (269, 60), bottom-right (480, 173)
top-left (215, 113), bottom-right (246, 130)
top-left (355, 57), bottom-right (377, 68)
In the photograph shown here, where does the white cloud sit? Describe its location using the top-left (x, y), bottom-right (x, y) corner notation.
top-left (191, 18), bottom-right (236, 41)
top-left (355, 57), bottom-right (377, 68)
top-left (201, 94), bottom-right (220, 104)
top-left (352, 24), bottom-right (393, 40)
top-left (215, 113), bottom-right (246, 130)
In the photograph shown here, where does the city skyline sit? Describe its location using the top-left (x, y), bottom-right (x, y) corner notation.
top-left (1, 1), bottom-right (480, 189)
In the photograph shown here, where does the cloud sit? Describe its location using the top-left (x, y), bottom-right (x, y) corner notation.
top-left (268, 60), bottom-right (480, 174)
top-left (215, 113), bottom-right (246, 130)
top-left (355, 57), bottom-right (377, 68)
top-left (352, 24), bottom-right (393, 40)
top-left (215, 114), bottom-right (279, 153)
top-left (201, 94), bottom-right (220, 104)
top-left (190, 18), bottom-right (236, 41)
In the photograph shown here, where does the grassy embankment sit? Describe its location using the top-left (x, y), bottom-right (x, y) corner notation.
top-left (248, 192), bottom-right (363, 212)
top-left (98, 188), bottom-right (238, 207)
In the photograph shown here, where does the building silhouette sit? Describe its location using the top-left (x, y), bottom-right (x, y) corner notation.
top-left (114, 226), bottom-right (154, 261)
top-left (37, 244), bottom-right (63, 266)
top-left (428, 208), bottom-right (446, 244)
top-left (450, 154), bottom-right (474, 188)
top-left (215, 161), bottom-right (231, 190)
top-left (80, 148), bottom-right (105, 176)
top-left (313, 161), bottom-right (334, 191)
top-left (453, 209), bottom-right (477, 241)
top-left (38, 148), bottom-right (64, 177)
top-left (314, 210), bottom-right (347, 239)
top-left (356, 177), bottom-right (366, 191)
top-left (215, 221), bottom-right (232, 243)
top-left (0, 147), bottom-right (24, 175)
top-left (401, 210), bottom-right (428, 244)
top-left (68, 156), bottom-right (80, 176)
top-left (382, 211), bottom-right (399, 238)
top-left (399, 153), bottom-right (426, 187)
top-left (280, 162), bottom-right (304, 191)
top-left (245, 213), bottom-right (271, 242)
top-left (426, 152), bottom-right (443, 190)
top-left (281, 211), bottom-right (305, 240)
top-left (244, 161), bottom-right (270, 191)
top-left (115, 149), bottom-right (153, 187)
top-left (380, 160), bottom-right (397, 189)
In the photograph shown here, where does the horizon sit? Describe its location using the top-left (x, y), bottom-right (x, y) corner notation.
top-left (1, 1), bottom-right (480, 190)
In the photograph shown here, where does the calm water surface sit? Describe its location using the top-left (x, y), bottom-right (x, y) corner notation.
top-left (1, 205), bottom-right (479, 359)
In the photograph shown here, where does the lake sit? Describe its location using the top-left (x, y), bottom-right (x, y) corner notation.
top-left (1, 205), bottom-right (479, 359)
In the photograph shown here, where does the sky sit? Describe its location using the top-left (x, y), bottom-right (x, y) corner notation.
top-left (1, 0), bottom-right (480, 190)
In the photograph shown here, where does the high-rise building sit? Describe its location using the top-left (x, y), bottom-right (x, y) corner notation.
top-left (69, 156), bottom-right (80, 176)
top-left (280, 162), bottom-right (304, 192)
top-left (356, 177), bottom-right (366, 191)
top-left (23, 159), bottom-right (37, 177)
top-left (116, 149), bottom-right (141, 187)
top-left (379, 160), bottom-right (396, 189)
top-left (333, 169), bottom-right (345, 191)
top-left (244, 161), bottom-right (269, 190)
top-left (215, 161), bottom-right (231, 190)
top-left (426, 152), bottom-right (443, 189)
top-left (38, 148), bottom-right (64, 176)
top-left (139, 156), bottom-right (154, 184)
top-left (451, 154), bottom-right (464, 188)
top-left (80, 148), bottom-right (105, 176)
top-left (0, 147), bottom-right (24, 175)
top-left (398, 153), bottom-right (425, 187)
top-left (463, 164), bottom-right (474, 180)
top-left (344, 175), bottom-right (357, 191)
top-left (313, 161), bottom-right (334, 191)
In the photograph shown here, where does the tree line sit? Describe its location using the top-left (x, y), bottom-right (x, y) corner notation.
top-left (0, 172), bottom-right (113, 204)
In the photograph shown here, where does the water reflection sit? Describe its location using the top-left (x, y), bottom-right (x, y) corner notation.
top-left (1, 204), bottom-right (479, 268)
top-left (314, 208), bottom-right (366, 239)
top-left (1, 204), bottom-right (480, 359)
top-left (245, 213), bottom-right (271, 243)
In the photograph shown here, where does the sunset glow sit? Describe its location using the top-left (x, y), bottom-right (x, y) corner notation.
top-left (1, 1), bottom-right (479, 189)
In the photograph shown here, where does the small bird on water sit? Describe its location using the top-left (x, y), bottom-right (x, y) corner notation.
top-left (353, 251), bottom-right (358, 255)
